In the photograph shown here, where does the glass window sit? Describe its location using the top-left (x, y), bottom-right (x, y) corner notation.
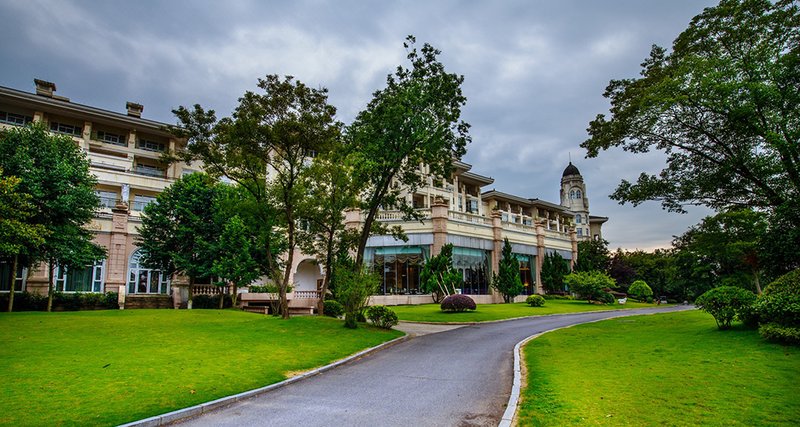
top-left (132, 195), bottom-right (157, 211)
top-left (96, 190), bottom-right (117, 209)
top-left (95, 130), bottom-right (126, 146)
top-left (577, 228), bottom-right (583, 236)
top-left (54, 260), bottom-right (105, 293)
top-left (127, 249), bottom-right (169, 294)
top-left (49, 121), bottom-right (82, 136)
top-left (452, 247), bottom-right (490, 295)
top-left (515, 254), bottom-right (533, 295)
top-left (575, 214), bottom-right (582, 224)
top-left (137, 138), bottom-right (165, 152)
top-left (576, 190), bottom-right (582, 199)
top-left (0, 260), bottom-right (26, 292)
top-left (0, 111), bottom-right (32, 126)
top-left (134, 163), bottom-right (166, 178)
top-left (369, 246), bottom-right (427, 295)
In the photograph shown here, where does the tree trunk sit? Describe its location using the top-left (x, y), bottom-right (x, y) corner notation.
top-left (7, 255), bottom-right (18, 312)
top-left (46, 261), bottom-right (54, 312)
top-left (218, 284), bottom-right (225, 309)
top-left (187, 275), bottom-right (194, 310)
top-left (231, 285), bottom-right (238, 307)
top-left (317, 234), bottom-right (335, 316)
top-left (754, 270), bottom-right (762, 295)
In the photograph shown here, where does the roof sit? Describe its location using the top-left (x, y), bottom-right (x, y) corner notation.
top-left (589, 215), bottom-right (609, 224)
top-left (460, 170), bottom-right (494, 186)
top-left (562, 162), bottom-right (581, 177)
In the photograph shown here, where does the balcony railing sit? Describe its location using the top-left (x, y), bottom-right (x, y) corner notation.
top-left (133, 165), bottom-right (166, 178)
top-left (374, 209), bottom-right (431, 221)
top-left (448, 210), bottom-right (492, 226)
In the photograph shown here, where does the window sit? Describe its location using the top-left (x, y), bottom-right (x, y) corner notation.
top-left (452, 247), bottom-right (491, 295)
top-left (96, 190), bottom-right (117, 209)
top-left (516, 254), bottom-right (533, 295)
top-left (0, 111), bottom-right (32, 126)
top-left (95, 130), bottom-right (126, 146)
top-left (575, 214), bottom-right (582, 224)
top-left (577, 228), bottom-right (583, 236)
top-left (137, 138), bottom-right (165, 152)
top-left (54, 260), bottom-right (105, 293)
top-left (49, 121), bottom-right (82, 136)
top-left (127, 249), bottom-right (169, 294)
top-left (569, 190), bottom-right (576, 199)
top-left (134, 163), bottom-right (165, 178)
top-left (466, 199), bottom-right (478, 214)
top-left (132, 195), bottom-right (157, 211)
top-left (576, 190), bottom-right (582, 199)
top-left (366, 246), bottom-right (427, 295)
top-left (0, 260), bottom-right (26, 292)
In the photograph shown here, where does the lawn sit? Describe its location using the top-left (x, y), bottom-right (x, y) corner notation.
top-left (518, 310), bottom-right (800, 426)
top-left (392, 299), bottom-right (662, 323)
top-left (0, 309), bottom-right (402, 426)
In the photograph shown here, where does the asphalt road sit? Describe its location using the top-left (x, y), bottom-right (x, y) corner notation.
top-left (176, 305), bottom-right (693, 427)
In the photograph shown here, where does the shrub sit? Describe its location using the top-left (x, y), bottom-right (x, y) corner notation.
top-left (754, 293), bottom-right (800, 327)
top-left (695, 286), bottom-right (757, 330)
top-left (365, 305), bottom-right (399, 329)
top-left (737, 303), bottom-right (760, 329)
top-left (597, 291), bottom-right (616, 305)
top-left (563, 271), bottom-right (616, 302)
top-left (323, 300), bottom-right (344, 317)
top-left (763, 269), bottom-right (800, 296)
top-left (440, 294), bottom-right (477, 312)
top-left (758, 323), bottom-right (800, 345)
top-left (190, 294), bottom-right (233, 309)
top-left (543, 294), bottom-right (572, 300)
top-left (628, 280), bottom-right (653, 302)
top-left (526, 294), bottom-right (546, 307)
top-left (333, 266), bottom-right (379, 329)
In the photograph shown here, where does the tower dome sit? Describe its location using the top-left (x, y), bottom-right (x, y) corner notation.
top-left (562, 162), bottom-right (581, 177)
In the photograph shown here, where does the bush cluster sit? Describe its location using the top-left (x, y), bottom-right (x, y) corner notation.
top-left (365, 305), bottom-right (399, 329)
top-left (526, 294), bottom-right (546, 307)
top-left (440, 294), bottom-right (476, 312)
top-left (628, 280), bottom-right (653, 302)
top-left (753, 270), bottom-right (800, 344)
top-left (695, 286), bottom-right (756, 330)
top-left (1, 292), bottom-right (119, 311)
top-left (543, 294), bottom-right (572, 300)
top-left (597, 291), bottom-right (616, 305)
top-left (563, 271), bottom-right (616, 303)
top-left (191, 294), bottom-right (233, 309)
top-left (248, 285), bottom-right (293, 293)
top-left (758, 323), bottom-right (800, 345)
top-left (323, 300), bottom-right (344, 317)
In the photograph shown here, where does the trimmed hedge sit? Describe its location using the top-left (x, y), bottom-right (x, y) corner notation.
top-left (365, 305), bottom-right (399, 329)
top-left (526, 294), bottom-right (546, 307)
top-left (440, 294), bottom-right (477, 312)
top-left (759, 323), bottom-right (800, 345)
top-left (763, 269), bottom-right (800, 296)
top-left (0, 291), bottom-right (119, 311)
top-left (323, 300), bottom-right (344, 317)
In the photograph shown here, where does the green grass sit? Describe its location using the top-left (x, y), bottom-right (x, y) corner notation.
top-left (0, 309), bottom-right (402, 426)
top-left (519, 310), bottom-right (800, 426)
top-left (392, 299), bottom-right (662, 323)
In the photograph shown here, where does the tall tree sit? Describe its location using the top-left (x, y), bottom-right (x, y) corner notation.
top-left (0, 124), bottom-right (105, 312)
top-left (348, 36), bottom-right (470, 266)
top-left (297, 149), bottom-right (360, 315)
top-left (540, 251), bottom-right (571, 294)
top-left (137, 173), bottom-right (224, 309)
top-left (574, 238), bottom-right (611, 273)
top-left (582, 0), bottom-right (799, 213)
top-left (171, 75), bottom-right (339, 318)
top-left (213, 215), bottom-right (260, 308)
top-left (0, 171), bottom-right (47, 311)
top-left (492, 238), bottom-right (524, 303)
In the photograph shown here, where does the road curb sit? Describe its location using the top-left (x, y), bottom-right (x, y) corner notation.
top-left (118, 333), bottom-right (410, 427)
top-left (498, 306), bottom-right (694, 427)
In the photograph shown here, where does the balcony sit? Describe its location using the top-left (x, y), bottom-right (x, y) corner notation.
top-left (133, 164), bottom-right (166, 178)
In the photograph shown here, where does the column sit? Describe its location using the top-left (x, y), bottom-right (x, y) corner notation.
top-left (491, 210), bottom-right (504, 302)
top-left (535, 220), bottom-right (545, 295)
top-left (106, 202), bottom-right (130, 292)
top-left (570, 228), bottom-right (578, 270)
top-left (430, 198), bottom-right (449, 257)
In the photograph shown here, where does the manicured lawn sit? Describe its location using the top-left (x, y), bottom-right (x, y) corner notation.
top-left (519, 310), bottom-right (800, 426)
top-left (0, 309), bottom-right (402, 426)
top-left (392, 299), bottom-right (662, 323)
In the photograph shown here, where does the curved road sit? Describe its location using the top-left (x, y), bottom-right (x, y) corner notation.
top-left (177, 306), bottom-right (692, 427)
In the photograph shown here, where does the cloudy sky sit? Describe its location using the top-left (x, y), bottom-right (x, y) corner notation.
top-left (0, 0), bottom-right (719, 251)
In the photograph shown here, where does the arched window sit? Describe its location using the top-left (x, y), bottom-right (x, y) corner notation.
top-left (575, 214), bottom-right (582, 224)
top-left (569, 190), bottom-right (576, 199)
top-left (128, 249), bottom-right (169, 294)
top-left (576, 190), bottom-right (582, 199)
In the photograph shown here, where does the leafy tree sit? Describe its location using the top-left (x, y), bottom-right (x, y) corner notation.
top-left (171, 75), bottom-right (339, 318)
top-left (540, 251), bottom-right (571, 294)
top-left (574, 238), bottom-right (610, 273)
top-left (333, 263), bottom-right (379, 329)
top-left (760, 202), bottom-right (800, 278)
top-left (583, 0), bottom-right (799, 213)
top-left (563, 271), bottom-right (616, 303)
top-left (628, 280), bottom-right (654, 302)
top-left (348, 35), bottom-right (470, 265)
top-left (137, 173), bottom-right (224, 309)
top-left (695, 286), bottom-right (757, 330)
top-left (491, 238), bottom-right (524, 303)
top-left (419, 243), bottom-right (462, 303)
top-left (0, 171), bottom-right (47, 311)
top-left (0, 124), bottom-right (105, 312)
top-left (623, 249), bottom-right (678, 299)
top-left (608, 249), bottom-right (636, 288)
top-left (213, 215), bottom-right (260, 308)
top-left (297, 149), bottom-right (360, 315)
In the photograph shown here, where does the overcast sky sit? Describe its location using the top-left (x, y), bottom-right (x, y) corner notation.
top-left (0, 0), bottom-right (720, 251)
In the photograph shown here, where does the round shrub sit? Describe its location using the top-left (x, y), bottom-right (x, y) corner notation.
top-left (365, 305), bottom-right (399, 329)
top-left (323, 300), bottom-right (344, 317)
top-left (440, 294), bottom-right (477, 312)
top-left (628, 280), bottom-right (653, 302)
top-left (597, 291), bottom-right (615, 305)
top-left (526, 294), bottom-right (546, 307)
top-left (695, 286), bottom-right (757, 330)
top-left (754, 293), bottom-right (800, 327)
top-left (763, 269), bottom-right (800, 296)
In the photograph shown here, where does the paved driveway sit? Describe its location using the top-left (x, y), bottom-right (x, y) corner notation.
top-left (177, 306), bottom-right (692, 427)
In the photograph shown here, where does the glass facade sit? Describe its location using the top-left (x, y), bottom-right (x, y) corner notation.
top-left (127, 250), bottom-right (170, 294)
top-left (54, 260), bottom-right (105, 293)
top-left (367, 246), bottom-right (427, 295)
top-left (515, 254), bottom-right (534, 295)
top-left (452, 247), bottom-right (490, 295)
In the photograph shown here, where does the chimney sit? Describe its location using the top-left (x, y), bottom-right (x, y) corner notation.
top-left (34, 79), bottom-right (56, 97)
top-left (126, 102), bottom-right (143, 118)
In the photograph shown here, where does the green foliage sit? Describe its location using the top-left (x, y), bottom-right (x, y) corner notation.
top-left (628, 280), bottom-right (653, 302)
top-left (526, 294), bottom-right (546, 307)
top-left (597, 291), bottom-right (616, 305)
top-left (582, 0), bottom-right (800, 214)
top-left (754, 293), bottom-right (800, 328)
top-left (0, 291), bottom-right (119, 311)
top-left (333, 265), bottom-right (379, 329)
top-left (695, 286), bottom-right (757, 330)
top-left (191, 294), bottom-right (234, 309)
top-left (440, 294), bottom-right (477, 312)
top-left (563, 271), bottom-right (616, 302)
top-left (763, 269), bottom-right (800, 296)
top-left (758, 323), bottom-right (800, 345)
top-left (322, 300), bottom-right (344, 317)
top-left (540, 251), bottom-right (571, 293)
top-left (574, 239), bottom-right (610, 272)
top-left (348, 36), bottom-right (470, 264)
top-left (491, 238), bottom-right (524, 303)
top-left (0, 172), bottom-right (47, 260)
top-left (365, 305), bottom-right (399, 329)
top-left (213, 215), bottom-right (260, 306)
top-left (761, 202), bottom-right (800, 277)
top-left (419, 243), bottom-right (462, 303)
top-left (543, 294), bottom-right (573, 300)
top-left (248, 284), bottom-right (293, 294)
